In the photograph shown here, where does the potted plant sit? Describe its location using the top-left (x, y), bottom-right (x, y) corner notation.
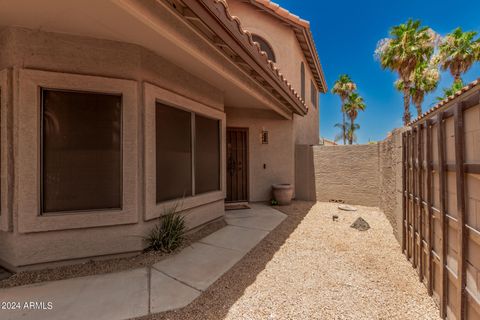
top-left (272, 184), bottom-right (293, 205)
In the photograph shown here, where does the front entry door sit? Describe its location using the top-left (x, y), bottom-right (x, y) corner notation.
top-left (226, 128), bottom-right (248, 202)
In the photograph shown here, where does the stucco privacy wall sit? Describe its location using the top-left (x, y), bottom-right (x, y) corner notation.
top-left (378, 129), bottom-right (405, 242)
top-left (313, 144), bottom-right (381, 206)
top-left (295, 145), bottom-right (316, 201)
top-left (310, 129), bottom-right (404, 242)
top-left (0, 27), bottom-right (227, 270)
top-left (225, 107), bottom-right (295, 202)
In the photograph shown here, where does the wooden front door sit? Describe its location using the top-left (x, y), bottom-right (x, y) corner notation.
top-left (226, 128), bottom-right (248, 202)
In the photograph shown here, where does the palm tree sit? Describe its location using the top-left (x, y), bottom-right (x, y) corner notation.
top-left (344, 93), bottom-right (366, 144)
top-left (438, 27), bottom-right (480, 84)
top-left (395, 59), bottom-right (440, 116)
top-left (346, 123), bottom-right (360, 144)
top-left (375, 19), bottom-right (438, 125)
top-left (435, 79), bottom-right (465, 102)
top-left (331, 74), bottom-right (356, 144)
top-left (333, 122), bottom-right (347, 143)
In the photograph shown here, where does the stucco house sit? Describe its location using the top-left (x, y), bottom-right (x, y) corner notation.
top-left (0, 0), bottom-right (326, 271)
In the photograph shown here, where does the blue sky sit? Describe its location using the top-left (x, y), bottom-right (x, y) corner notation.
top-left (273, 0), bottom-right (480, 143)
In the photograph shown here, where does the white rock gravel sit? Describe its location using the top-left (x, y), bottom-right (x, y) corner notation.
top-left (139, 201), bottom-right (440, 320)
top-left (223, 202), bottom-right (439, 320)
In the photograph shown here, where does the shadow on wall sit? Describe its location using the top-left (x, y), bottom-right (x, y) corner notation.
top-left (294, 145), bottom-right (316, 201)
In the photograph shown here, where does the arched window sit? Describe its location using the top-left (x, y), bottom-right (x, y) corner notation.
top-left (251, 34), bottom-right (276, 62)
top-left (300, 62), bottom-right (305, 101)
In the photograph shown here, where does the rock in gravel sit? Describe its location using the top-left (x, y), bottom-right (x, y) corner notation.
top-left (332, 215), bottom-right (339, 221)
top-left (338, 204), bottom-right (357, 211)
top-left (351, 217), bottom-right (370, 231)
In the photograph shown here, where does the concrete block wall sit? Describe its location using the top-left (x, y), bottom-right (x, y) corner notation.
top-left (378, 129), bottom-right (405, 242)
top-left (313, 144), bottom-right (381, 206)
top-left (311, 128), bottom-right (405, 243)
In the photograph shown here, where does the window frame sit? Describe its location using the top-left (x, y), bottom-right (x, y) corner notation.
top-left (0, 69), bottom-right (11, 232)
top-left (144, 83), bottom-right (226, 221)
top-left (17, 69), bottom-right (138, 233)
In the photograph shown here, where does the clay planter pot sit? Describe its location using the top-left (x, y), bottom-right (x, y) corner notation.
top-left (272, 184), bottom-right (293, 205)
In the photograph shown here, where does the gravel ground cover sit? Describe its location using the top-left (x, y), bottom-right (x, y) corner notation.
top-left (0, 219), bottom-right (226, 289)
top-left (138, 201), bottom-right (439, 320)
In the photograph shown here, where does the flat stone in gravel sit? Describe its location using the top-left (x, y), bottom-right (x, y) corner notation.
top-left (150, 269), bottom-right (201, 313)
top-left (1, 268), bottom-right (148, 320)
top-left (152, 243), bottom-right (243, 291)
top-left (338, 204), bottom-right (357, 211)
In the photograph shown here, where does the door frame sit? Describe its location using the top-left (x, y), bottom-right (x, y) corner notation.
top-left (226, 127), bottom-right (249, 203)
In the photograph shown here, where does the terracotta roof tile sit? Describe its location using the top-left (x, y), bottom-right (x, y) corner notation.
top-left (245, 0), bottom-right (327, 92)
top-left (254, 0), bottom-right (310, 28)
top-left (409, 78), bottom-right (480, 125)
top-left (216, 0), bottom-right (308, 111)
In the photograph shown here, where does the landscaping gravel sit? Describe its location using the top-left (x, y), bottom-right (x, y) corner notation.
top-left (0, 219), bottom-right (226, 289)
top-left (138, 201), bottom-right (439, 320)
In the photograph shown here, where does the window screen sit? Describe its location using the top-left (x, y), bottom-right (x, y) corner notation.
top-left (41, 89), bottom-right (122, 213)
top-left (195, 115), bottom-right (220, 194)
top-left (155, 103), bottom-right (192, 202)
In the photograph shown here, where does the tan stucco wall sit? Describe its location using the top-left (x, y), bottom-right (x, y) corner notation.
top-left (294, 145), bottom-right (316, 200)
top-left (225, 107), bottom-right (295, 202)
top-left (378, 129), bottom-right (404, 243)
top-left (311, 129), bottom-right (405, 242)
top-left (0, 27), bottom-right (227, 270)
top-left (226, 0), bottom-right (320, 146)
top-left (313, 144), bottom-right (381, 206)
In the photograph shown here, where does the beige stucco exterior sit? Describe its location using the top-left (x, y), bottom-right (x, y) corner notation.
top-left (227, 0), bottom-right (320, 146)
top-left (225, 107), bottom-right (295, 201)
top-left (0, 27), bottom-right (228, 270)
top-left (0, 0), bottom-right (325, 270)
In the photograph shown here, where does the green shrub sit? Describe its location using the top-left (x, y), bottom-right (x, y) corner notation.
top-left (145, 203), bottom-right (186, 253)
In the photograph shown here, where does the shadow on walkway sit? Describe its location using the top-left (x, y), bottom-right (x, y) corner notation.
top-left (136, 200), bottom-right (315, 320)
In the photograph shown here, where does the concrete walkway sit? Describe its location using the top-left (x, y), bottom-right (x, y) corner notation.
top-left (0, 204), bottom-right (286, 320)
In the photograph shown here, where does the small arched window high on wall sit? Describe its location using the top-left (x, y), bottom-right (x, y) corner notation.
top-left (300, 62), bottom-right (305, 101)
top-left (251, 34), bottom-right (276, 62)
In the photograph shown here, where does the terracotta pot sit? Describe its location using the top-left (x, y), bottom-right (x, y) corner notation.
top-left (272, 184), bottom-right (293, 205)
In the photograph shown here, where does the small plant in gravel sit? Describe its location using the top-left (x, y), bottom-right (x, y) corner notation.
top-left (145, 203), bottom-right (186, 253)
top-left (270, 199), bottom-right (278, 206)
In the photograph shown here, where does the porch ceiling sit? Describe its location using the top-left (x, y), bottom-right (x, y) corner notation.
top-left (0, 0), bottom-right (296, 119)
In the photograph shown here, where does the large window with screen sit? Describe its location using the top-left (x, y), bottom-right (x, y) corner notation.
top-left (195, 115), bottom-right (220, 194)
top-left (41, 89), bottom-right (122, 213)
top-left (155, 103), bottom-right (221, 203)
top-left (155, 103), bottom-right (193, 202)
